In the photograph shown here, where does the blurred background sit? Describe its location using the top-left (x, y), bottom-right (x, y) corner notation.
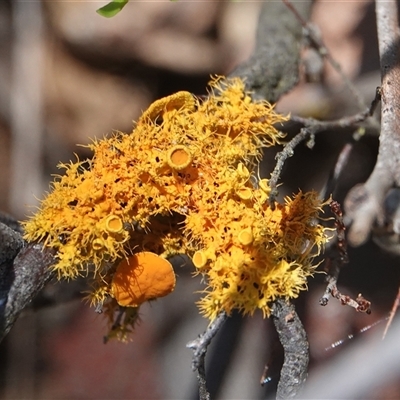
top-left (1, 0), bottom-right (400, 399)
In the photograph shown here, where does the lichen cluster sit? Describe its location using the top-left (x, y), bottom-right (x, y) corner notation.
top-left (23, 77), bottom-right (327, 340)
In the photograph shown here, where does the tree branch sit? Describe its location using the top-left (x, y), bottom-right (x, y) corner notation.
top-left (269, 102), bottom-right (379, 206)
top-left (229, 0), bottom-right (313, 103)
top-left (345, 0), bottom-right (400, 246)
top-left (282, 0), bottom-right (367, 111)
top-left (271, 299), bottom-right (309, 399)
top-left (186, 311), bottom-right (227, 400)
top-left (0, 239), bottom-right (55, 343)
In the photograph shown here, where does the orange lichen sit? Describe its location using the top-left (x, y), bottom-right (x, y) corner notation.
top-left (167, 145), bottom-right (192, 170)
top-left (92, 238), bottom-right (104, 251)
top-left (236, 187), bottom-right (253, 201)
top-left (111, 252), bottom-right (176, 307)
top-left (192, 250), bottom-right (208, 269)
top-left (258, 179), bottom-right (270, 194)
top-left (139, 91), bottom-right (195, 122)
top-left (22, 76), bottom-right (328, 340)
top-left (238, 227), bottom-right (253, 246)
top-left (105, 215), bottom-right (124, 233)
top-left (237, 163), bottom-right (250, 180)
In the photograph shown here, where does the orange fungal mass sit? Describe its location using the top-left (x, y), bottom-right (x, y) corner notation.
top-left (112, 252), bottom-right (176, 307)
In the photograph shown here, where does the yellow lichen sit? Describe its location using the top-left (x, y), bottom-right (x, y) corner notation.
top-left (236, 187), bottom-right (253, 201)
top-left (237, 163), bottom-right (250, 180)
top-left (167, 145), bottom-right (193, 170)
top-left (105, 215), bottom-right (124, 233)
top-left (192, 250), bottom-right (208, 269)
top-left (22, 76), bottom-right (328, 339)
top-left (238, 227), bottom-right (254, 246)
top-left (92, 238), bottom-right (104, 251)
top-left (139, 91), bottom-right (195, 122)
top-left (258, 179), bottom-right (270, 194)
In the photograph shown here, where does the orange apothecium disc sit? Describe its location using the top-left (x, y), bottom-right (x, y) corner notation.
top-left (112, 252), bottom-right (176, 307)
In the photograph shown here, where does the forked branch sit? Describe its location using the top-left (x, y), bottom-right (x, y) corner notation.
top-left (345, 0), bottom-right (400, 246)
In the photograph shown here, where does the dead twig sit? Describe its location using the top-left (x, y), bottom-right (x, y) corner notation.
top-left (269, 97), bottom-right (380, 206)
top-left (319, 200), bottom-right (349, 307)
top-left (319, 200), bottom-right (371, 313)
top-left (282, 0), bottom-right (367, 111)
top-left (323, 142), bottom-right (353, 200)
top-left (382, 285), bottom-right (400, 339)
top-left (186, 311), bottom-right (227, 400)
top-left (321, 278), bottom-right (371, 314)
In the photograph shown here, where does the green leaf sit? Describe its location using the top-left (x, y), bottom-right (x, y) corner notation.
top-left (96, 0), bottom-right (129, 18)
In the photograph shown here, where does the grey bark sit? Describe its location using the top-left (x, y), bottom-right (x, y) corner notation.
top-left (230, 1), bottom-right (313, 103)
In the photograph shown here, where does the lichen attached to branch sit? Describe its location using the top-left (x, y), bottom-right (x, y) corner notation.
top-left (22, 77), bottom-right (328, 340)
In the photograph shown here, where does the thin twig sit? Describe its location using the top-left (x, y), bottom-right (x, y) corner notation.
top-left (269, 98), bottom-right (379, 206)
top-left (319, 260), bottom-right (339, 307)
top-left (322, 143), bottom-right (353, 199)
top-left (321, 279), bottom-right (371, 314)
top-left (382, 285), bottom-right (400, 339)
top-left (282, 0), bottom-right (367, 111)
top-left (186, 311), bottom-right (227, 400)
top-left (269, 126), bottom-right (316, 208)
top-left (318, 198), bottom-right (370, 315)
top-left (331, 199), bottom-right (349, 265)
top-left (319, 200), bottom-right (372, 314)
top-left (186, 311), bottom-right (228, 370)
top-left (319, 204), bottom-right (370, 313)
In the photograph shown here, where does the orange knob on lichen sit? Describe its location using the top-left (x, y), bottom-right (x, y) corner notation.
top-left (237, 163), bottom-right (250, 180)
top-left (167, 145), bottom-right (192, 170)
top-left (105, 215), bottom-right (124, 233)
top-left (139, 91), bottom-right (195, 122)
top-left (111, 251), bottom-right (176, 307)
top-left (238, 227), bottom-right (254, 246)
top-left (258, 179), bottom-right (270, 194)
top-left (255, 189), bottom-right (268, 205)
top-left (236, 187), bottom-right (253, 201)
top-left (92, 238), bottom-right (104, 251)
top-left (192, 250), bottom-right (208, 268)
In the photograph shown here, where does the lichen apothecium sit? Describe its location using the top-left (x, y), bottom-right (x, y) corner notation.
top-left (23, 77), bottom-right (327, 341)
